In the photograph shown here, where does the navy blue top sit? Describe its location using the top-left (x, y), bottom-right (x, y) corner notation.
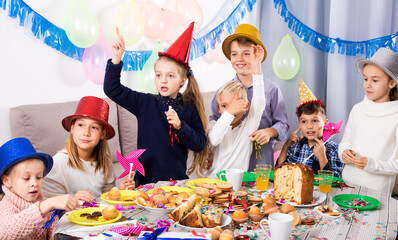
top-left (104, 60), bottom-right (206, 185)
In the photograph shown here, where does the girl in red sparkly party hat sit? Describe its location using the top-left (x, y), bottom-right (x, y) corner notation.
top-left (104, 23), bottom-right (208, 186)
top-left (42, 96), bottom-right (135, 202)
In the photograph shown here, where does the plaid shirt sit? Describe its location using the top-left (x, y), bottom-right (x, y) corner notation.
top-left (286, 138), bottom-right (343, 178)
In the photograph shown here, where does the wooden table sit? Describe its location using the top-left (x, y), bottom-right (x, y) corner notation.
top-left (55, 180), bottom-right (398, 240)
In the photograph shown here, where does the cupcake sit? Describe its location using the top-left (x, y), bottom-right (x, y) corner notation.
top-left (208, 227), bottom-right (222, 240)
top-left (107, 187), bottom-right (121, 201)
top-left (219, 230), bottom-right (234, 240)
top-left (102, 205), bottom-right (118, 219)
top-left (247, 206), bottom-right (264, 222)
top-left (231, 210), bottom-right (248, 225)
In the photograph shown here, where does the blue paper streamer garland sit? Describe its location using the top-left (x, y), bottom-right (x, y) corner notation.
top-left (0, 0), bottom-right (257, 71)
top-left (273, 0), bottom-right (397, 58)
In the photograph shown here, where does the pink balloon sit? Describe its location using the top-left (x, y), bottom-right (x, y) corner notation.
top-left (174, 0), bottom-right (203, 31)
top-left (160, 9), bottom-right (185, 45)
top-left (140, 1), bottom-right (165, 39)
top-left (82, 31), bottom-right (112, 85)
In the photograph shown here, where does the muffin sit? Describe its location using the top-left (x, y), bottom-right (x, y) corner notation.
top-left (101, 205), bottom-right (118, 219)
top-left (107, 187), bottom-right (121, 201)
top-left (231, 210), bottom-right (248, 225)
top-left (208, 227), bottom-right (222, 240)
top-left (219, 230), bottom-right (234, 240)
top-left (247, 206), bottom-right (264, 222)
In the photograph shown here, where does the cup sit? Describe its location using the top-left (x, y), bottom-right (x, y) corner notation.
top-left (260, 213), bottom-right (293, 240)
top-left (254, 164), bottom-right (271, 190)
top-left (318, 170), bottom-right (334, 193)
top-left (219, 169), bottom-right (244, 191)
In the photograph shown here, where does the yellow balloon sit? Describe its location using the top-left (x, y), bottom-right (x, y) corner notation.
top-left (65, 0), bottom-right (99, 48)
top-left (114, 1), bottom-right (144, 46)
top-left (272, 34), bottom-right (300, 80)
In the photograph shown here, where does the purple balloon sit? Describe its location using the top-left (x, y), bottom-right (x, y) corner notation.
top-left (82, 31), bottom-right (113, 85)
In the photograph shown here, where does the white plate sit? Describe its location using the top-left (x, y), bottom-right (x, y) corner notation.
top-left (175, 214), bottom-right (232, 231)
top-left (261, 189), bottom-right (326, 207)
top-left (314, 206), bottom-right (341, 218)
top-left (135, 200), bottom-right (175, 213)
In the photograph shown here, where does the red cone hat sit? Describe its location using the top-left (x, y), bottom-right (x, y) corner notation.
top-left (159, 22), bottom-right (194, 69)
top-left (62, 96), bottom-right (115, 139)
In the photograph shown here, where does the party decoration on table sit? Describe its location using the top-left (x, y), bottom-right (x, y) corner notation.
top-left (41, 209), bottom-right (64, 229)
top-left (274, 0), bottom-right (398, 58)
top-left (110, 224), bottom-right (151, 236)
top-left (332, 194), bottom-right (380, 210)
top-left (156, 219), bottom-right (171, 229)
top-left (114, 1), bottom-right (144, 46)
top-left (116, 149), bottom-right (146, 179)
top-left (82, 201), bottom-right (99, 208)
top-left (140, 42), bottom-right (164, 94)
top-left (168, 106), bottom-right (180, 146)
top-left (169, 178), bottom-right (177, 186)
top-left (64, 0), bottom-right (99, 48)
top-left (141, 226), bottom-right (167, 240)
top-left (82, 31), bottom-right (112, 85)
top-left (175, 0), bottom-right (204, 32)
top-left (272, 34), bottom-right (300, 80)
top-left (322, 120), bottom-right (343, 142)
top-left (254, 141), bottom-right (262, 160)
top-left (140, 1), bottom-right (165, 39)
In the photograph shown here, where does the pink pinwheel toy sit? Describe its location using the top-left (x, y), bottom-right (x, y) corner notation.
top-left (323, 120), bottom-right (343, 142)
top-left (116, 150), bottom-right (146, 187)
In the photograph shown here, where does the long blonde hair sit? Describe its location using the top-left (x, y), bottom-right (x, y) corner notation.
top-left (156, 56), bottom-right (209, 177)
top-left (64, 119), bottom-right (112, 178)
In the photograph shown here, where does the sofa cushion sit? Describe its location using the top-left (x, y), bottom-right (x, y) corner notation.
top-left (9, 98), bottom-right (121, 164)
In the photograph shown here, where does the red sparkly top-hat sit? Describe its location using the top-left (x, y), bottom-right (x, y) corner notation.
top-left (158, 22), bottom-right (194, 70)
top-left (62, 96), bottom-right (115, 139)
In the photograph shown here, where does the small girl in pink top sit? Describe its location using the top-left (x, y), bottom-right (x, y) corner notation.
top-left (0, 138), bottom-right (78, 240)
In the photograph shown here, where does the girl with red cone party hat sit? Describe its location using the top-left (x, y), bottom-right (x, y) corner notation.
top-left (104, 23), bottom-right (208, 186)
top-left (42, 96), bottom-right (135, 202)
top-left (0, 138), bottom-right (78, 239)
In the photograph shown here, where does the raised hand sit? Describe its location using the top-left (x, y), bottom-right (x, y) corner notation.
top-left (228, 95), bottom-right (248, 116)
top-left (111, 27), bottom-right (125, 65)
top-left (251, 44), bottom-right (264, 75)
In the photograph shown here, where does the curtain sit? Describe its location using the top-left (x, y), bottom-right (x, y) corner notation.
top-left (259, 0), bottom-right (398, 142)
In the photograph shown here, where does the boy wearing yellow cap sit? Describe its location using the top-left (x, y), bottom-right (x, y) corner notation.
top-left (209, 24), bottom-right (289, 170)
top-left (276, 80), bottom-right (343, 177)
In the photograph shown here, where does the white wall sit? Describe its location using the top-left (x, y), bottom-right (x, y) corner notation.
top-left (0, 0), bottom-right (260, 145)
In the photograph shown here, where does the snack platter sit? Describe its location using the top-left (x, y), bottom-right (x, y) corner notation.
top-left (175, 214), bottom-right (232, 231)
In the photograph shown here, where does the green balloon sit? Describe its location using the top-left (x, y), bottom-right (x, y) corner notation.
top-left (272, 34), bottom-right (300, 80)
top-left (140, 42), bottom-right (164, 94)
top-left (65, 0), bottom-right (99, 48)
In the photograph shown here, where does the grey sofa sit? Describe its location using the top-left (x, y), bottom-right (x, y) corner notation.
top-left (9, 92), bottom-right (216, 182)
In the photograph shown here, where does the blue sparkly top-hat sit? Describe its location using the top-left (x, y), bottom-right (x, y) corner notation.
top-left (0, 138), bottom-right (53, 178)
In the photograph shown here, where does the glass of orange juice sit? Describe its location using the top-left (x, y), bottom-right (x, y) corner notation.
top-left (318, 170), bottom-right (334, 193)
top-left (254, 164), bottom-right (271, 190)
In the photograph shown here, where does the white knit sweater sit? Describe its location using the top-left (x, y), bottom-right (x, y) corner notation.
top-left (338, 97), bottom-right (398, 194)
